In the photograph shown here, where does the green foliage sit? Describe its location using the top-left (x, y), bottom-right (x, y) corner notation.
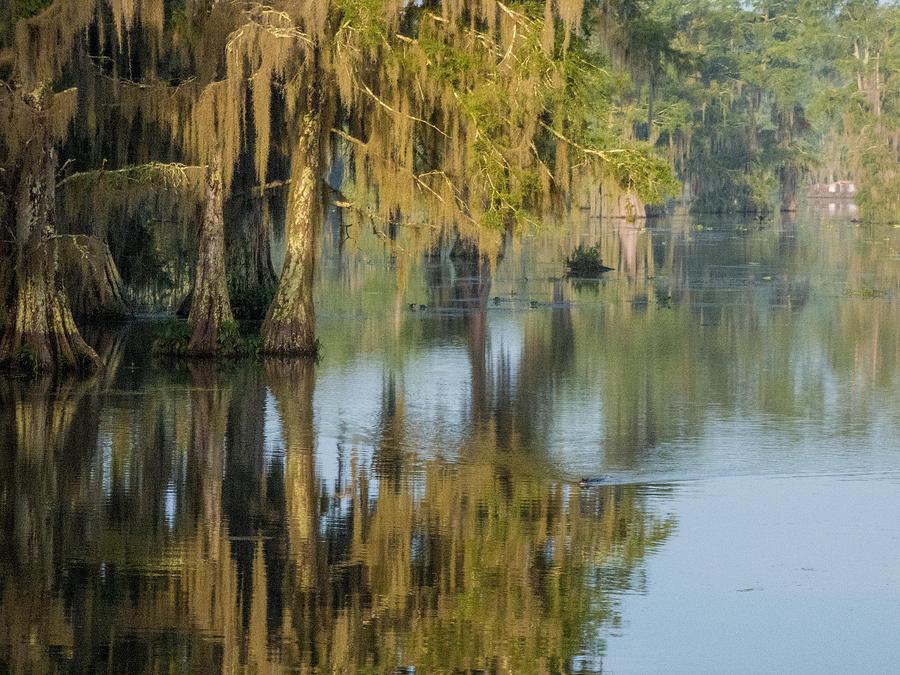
top-left (151, 319), bottom-right (262, 358)
top-left (601, 0), bottom-right (849, 214)
top-left (333, 0), bottom-right (390, 47)
top-left (151, 319), bottom-right (191, 355)
top-left (401, 4), bottom-right (679, 231)
top-left (215, 320), bottom-right (261, 357)
top-left (844, 286), bottom-right (888, 299)
top-left (14, 0), bottom-right (54, 20)
top-left (229, 283), bottom-right (276, 321)
top-left (565, 243), bottom-right (613, 278)
top-left (9, 346), bottom-right (38, 374)
top-left (853, 137), bottom-right (900, 223)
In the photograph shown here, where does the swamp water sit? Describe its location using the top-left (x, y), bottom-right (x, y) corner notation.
top-left (1, 209), bottom-right (899, 673)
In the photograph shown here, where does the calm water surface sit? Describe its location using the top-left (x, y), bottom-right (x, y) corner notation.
top-left (1, 209), bottom-right (899, 673)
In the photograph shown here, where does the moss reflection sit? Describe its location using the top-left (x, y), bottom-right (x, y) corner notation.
top-left (0, 360), bottom-right (673, 672)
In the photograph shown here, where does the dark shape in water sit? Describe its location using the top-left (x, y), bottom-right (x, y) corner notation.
top-left (565, 243), bottom-right (614, 278)
top-left (579, 475), bottom-right (613, 488)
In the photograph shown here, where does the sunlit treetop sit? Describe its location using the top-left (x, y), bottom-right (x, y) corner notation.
top-left (3, 0), bottom-right (676, 251)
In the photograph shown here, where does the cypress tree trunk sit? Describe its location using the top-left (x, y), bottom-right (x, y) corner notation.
top-left (596, 178), bottom-right (647, 221)
top-left (0, 99), bottom-right (101, 373)
top-left (780, 170), bottom-right (798, 212)
top-left (59, 235), bottom-right (129, 320)
top-left (0, 240), bottom-right (11, 330)
top-left (187, 152), bottom-right (234, 355)
top-left (261, 104), bottom-right (321, 357)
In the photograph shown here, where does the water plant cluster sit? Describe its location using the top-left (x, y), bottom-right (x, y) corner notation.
top-left (566, 243), bottom-right (614, 278)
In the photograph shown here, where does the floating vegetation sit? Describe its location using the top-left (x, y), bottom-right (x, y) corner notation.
top-left (565, 243), bottom-right (614, 278)
top-left (844, 286), bottom-right (888, 299)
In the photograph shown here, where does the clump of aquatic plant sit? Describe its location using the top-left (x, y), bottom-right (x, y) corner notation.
top-left (566, 243), bottom-right (613, 278)
top-left (151, 319), bottom-right (191, 355)
top-left (214, 320), bottom-right (260, 357)
top-left (844, 286), bottom-right (887, 299)
top-left (152, 319), bottom-right (261, 357)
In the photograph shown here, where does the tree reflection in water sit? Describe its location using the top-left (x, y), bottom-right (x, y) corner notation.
top-left (5, 214), bottom-right (892, 671)
top-left (0, 349), bottom-right (673, 672)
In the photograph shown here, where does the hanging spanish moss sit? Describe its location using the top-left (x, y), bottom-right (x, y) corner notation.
top-left (4, 0), bottom-right (896, 370)
top-left (0, 85), bottom-right (102, 372)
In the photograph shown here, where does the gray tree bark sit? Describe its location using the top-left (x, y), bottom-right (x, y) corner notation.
top-left (261, 101), bottom-right (321, 357)
top-left (188, 152), bottom-right (235, 355)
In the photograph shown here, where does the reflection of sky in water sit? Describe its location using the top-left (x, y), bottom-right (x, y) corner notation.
top-left (164, 479), bottom-right (177, 528)
top-left (310, 213), bottom-right (900, 484)
top-left (262, 390), bottom-right (284, 466)
top-left (603, 475), bottom-right (900, 673)
top-left (99, 431), bottom-right (113, 498)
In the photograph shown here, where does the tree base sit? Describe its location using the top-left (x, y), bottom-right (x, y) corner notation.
top-left (260, 319), bottom-right (319, 358)
top-left (152, 319), bottom-right (259, 359)
top-left (60, 235), bottom-right (130, 320)
top-left (0, 324), bottom-right (102, 374)
top-left (0, 274), bottom-right (102, 374)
